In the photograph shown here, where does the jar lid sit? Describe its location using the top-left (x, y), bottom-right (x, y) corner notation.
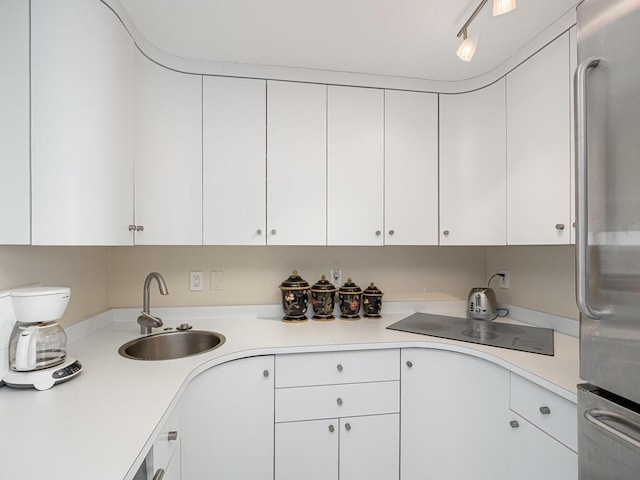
top-left (338, 278), bottom-right (362, 294)
top-left (363, 282), bottom-right (383, 296)
top-left (279, 270), bottom-right (310, 290)
top-left (311, 275), bottom-right (337, 293)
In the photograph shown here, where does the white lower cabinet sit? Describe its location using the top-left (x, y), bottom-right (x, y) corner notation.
top-left (274, 350), bottom-right (400, 480)
top-left (180, 356), bottom-right (274, 480)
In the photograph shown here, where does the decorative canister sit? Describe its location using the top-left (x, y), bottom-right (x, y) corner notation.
top-left (311, 275), bottom-right (337, 321)
top-left (363, 282), bottom-right (384, 318)
top-left (338, 278), bottom-right (363, 320)
top-left (279, 270), bottom-right (310, 322)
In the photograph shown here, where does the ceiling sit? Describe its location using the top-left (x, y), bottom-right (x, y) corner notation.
top-left (118, 0), bottom-right (579, 82)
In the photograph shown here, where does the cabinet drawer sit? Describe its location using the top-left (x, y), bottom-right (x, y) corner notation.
top-left (276, 380), bottom-right (399, 422)
top-left (275, 349), bottom-right (399, 387)
top-left (153, 407), bottom-right (181, 474)
top-left (510, 374), bottom-right (577, 452)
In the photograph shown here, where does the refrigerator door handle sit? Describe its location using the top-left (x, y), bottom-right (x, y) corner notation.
top-left (585, 408), bottom-right (640, 453)
top-left (575, 56), bottom-right (603, 320)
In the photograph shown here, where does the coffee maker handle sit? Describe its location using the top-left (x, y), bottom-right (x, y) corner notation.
top-left (15, 326), bottom-right (38, 371)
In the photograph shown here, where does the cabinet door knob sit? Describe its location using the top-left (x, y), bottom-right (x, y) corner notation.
top-left (256, 229), bottom-right (262, 235)
top-left (388, 229), bottom-right (395, 236)
top-left (329, 424), bottom-right (335, 433)
top-left (345, 423), bottom-right (351, 431)
top-left (271, 229), bottom-right (277, 235)
top-left (128, 225), bottom-right (136, 232)
top-left (509, 420), bottom-right (520, 429)
top-left (443, 230), bottom-right (450, 236)
top-left (167, 431), bottom-right (178, 441)
top-left (337, 364), bottom-right (343, 372)
top-left (263, 370), bottom-right (269, 378)
top-left (337, 398), bottom-right (343, 406)
top-left (406, 361), bottom-right (413, 368)
top-left (555, 223), bottom-right (565, 230)
top-left (136, 225), bottom-right (144, 232)
top-left (375, 230), bottom-right (381, 236)
top-left (153, 468), bottom-right (166, 480)
top-left (539, 406), bottom-right (551, 415)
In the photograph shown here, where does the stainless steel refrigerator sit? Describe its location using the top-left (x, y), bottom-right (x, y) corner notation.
top-left (576, 0), bottom-right (640, 478)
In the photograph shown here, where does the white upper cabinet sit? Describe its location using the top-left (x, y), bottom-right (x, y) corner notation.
top-left (506, 32), bottom-right (571, 245)
top-left (203, 76), bottom-right (266, 245)
top-left (327, 86), bottom-right (384, 246)
top-left (440, 79), bottom-right (507, 246)
top-left (0, 0), bottom-right (30, 245)
top-left (31, 0), bottom-right (135, 245)
top-left (570, 26), bottom-right (578, 244)
top-left (133, 53), bottom-right (203, 245)
top-left (267, 81), bottom-right (327, 245)
top-left (384, 90), bottom-right (439, 245)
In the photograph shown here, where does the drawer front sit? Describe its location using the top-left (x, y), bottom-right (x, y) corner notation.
top-left (275, 349), bottom-right (400, 387)
top-left (510, 373), bottom-right (577, 451)
top-left (275, 380), bottom-right (399, 422)
top-left (153, 407), bottom-right (181, 473)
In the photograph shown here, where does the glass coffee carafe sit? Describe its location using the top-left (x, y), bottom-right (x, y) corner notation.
top-left (8, 321), bottom-right (67, 372)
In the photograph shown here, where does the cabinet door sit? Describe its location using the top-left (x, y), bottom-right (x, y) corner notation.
top-left (267, 81), bottom-right (327, 245)
top-left (401, 348), bottom-right (510, 480)
top-left (203, 77), bottom-right (266, 245)
top-left (340, 414), bottom-right (399, 480)
top-left (327, 86), bottom-right (384, 246)
top-left (133, 53), bottom-right (202, 245)
top-left (275, 419), bottom-right (338, 480)
top-left (384, 90), bottom-right (439, 245)
top-left (507, 33), bottom-right (571, 245)
top-left (507, 412), bottom-right (577, 480)
top-left (31, 0), bottom-right (135, 245)
top-left (440, 79), bottom-right (507, 245)
top-left (181, 356), bottom-right (274, 480)
top-left (0, 0), bottom-right (30, 244)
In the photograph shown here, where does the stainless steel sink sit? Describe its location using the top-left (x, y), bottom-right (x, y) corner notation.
top-left (118, 330), bottom-right (225, 360)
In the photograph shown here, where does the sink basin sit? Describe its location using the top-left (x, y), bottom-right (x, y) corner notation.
top-left (118, 330), bottom-right (226, 361)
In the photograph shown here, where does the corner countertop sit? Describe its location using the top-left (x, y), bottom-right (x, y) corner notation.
top-left (0, 301), bottom-right (579, 480)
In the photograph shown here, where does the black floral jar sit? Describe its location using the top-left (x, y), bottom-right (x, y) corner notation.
top-left (363, 282), bottom-right (384, 318)
top-left (311, 275), bottom-right (337, 321)
top-left (279, 270), bottom-right (310, 322)
top-left (338, 278), bottom-right (363, 320)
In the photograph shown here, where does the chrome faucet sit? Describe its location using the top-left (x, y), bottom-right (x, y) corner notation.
top-left (137, 272), bottom-right (169, 334)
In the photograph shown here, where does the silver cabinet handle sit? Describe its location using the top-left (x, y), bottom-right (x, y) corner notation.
top-left (443, 230), bottom-right (450, 236)
top-left (337, 364), bottom-right (343, 372)
top-left (345, 423), bottom-right (351, 431)
top-left (575, 56), bottom-right (603, 320)
top-left (136, 225), bottom-right (144, 232)
top-left (388, 229), bottom-right (395, 235)
top-left (406, 361), bottom-right (413, 368)
top-left (167, 431), bottom-right (178, 441)
top-left (271, 229), bottom-right (277, 235)
top-left (509, 420), bottom-right (519, 429)
top-left (128, 225), bottom-right (136, 232)
top-left (555, 224), bottom-right (565, 230)
top-left (585, 409), bottom-right (640, 452)
top-left (263, 370), bottom-right (269, 377)
top-left (539, 406), bottom-right (551, 415)
top-left (153, 469), bottom-right (166, 480)
top-left (329, 424), bottom-right (335, 433)
top-left (256, 229), bottom-right (262, 235)
top-left (337, 398), bottom-right (343, 406)
top-left (375, 230), bottom-right (381, 236)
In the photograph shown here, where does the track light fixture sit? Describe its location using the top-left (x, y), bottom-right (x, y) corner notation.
top-left (456, 0), bottom-right (517, 62)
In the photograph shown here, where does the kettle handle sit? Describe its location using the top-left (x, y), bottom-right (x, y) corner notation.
top-left (15, 326), bottom-right (38, 371)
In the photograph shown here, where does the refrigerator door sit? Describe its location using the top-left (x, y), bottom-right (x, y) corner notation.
top-left (576, 0), bottom-right (640, 404)
top-left (578, 384), bottom-right (640, 480)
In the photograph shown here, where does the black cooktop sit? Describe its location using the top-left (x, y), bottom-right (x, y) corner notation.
top-left (386, 312), bottom-right (554, 356)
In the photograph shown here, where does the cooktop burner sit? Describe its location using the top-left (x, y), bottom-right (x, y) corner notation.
top-left (386, 312), bottom-right (554, 356)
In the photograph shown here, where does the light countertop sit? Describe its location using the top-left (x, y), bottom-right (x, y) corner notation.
top-left (0, 301), bottom-right (579, 480)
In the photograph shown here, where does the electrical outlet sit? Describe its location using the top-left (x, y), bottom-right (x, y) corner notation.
top-left (498, 271), bottom-right (510, 289)
top-left (210, 271), bottom-right (223, 291)
top-left (330, 268), bottom-right (342, 287)
top-left (190, 271), bottom-right (203, 291)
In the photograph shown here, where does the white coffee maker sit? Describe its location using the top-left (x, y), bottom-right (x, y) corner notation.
top-left (2, 287), bottom-right (81, 390)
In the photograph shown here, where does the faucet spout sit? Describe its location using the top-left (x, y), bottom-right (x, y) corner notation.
top-left (138, 272), bottom-right (169, 334)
